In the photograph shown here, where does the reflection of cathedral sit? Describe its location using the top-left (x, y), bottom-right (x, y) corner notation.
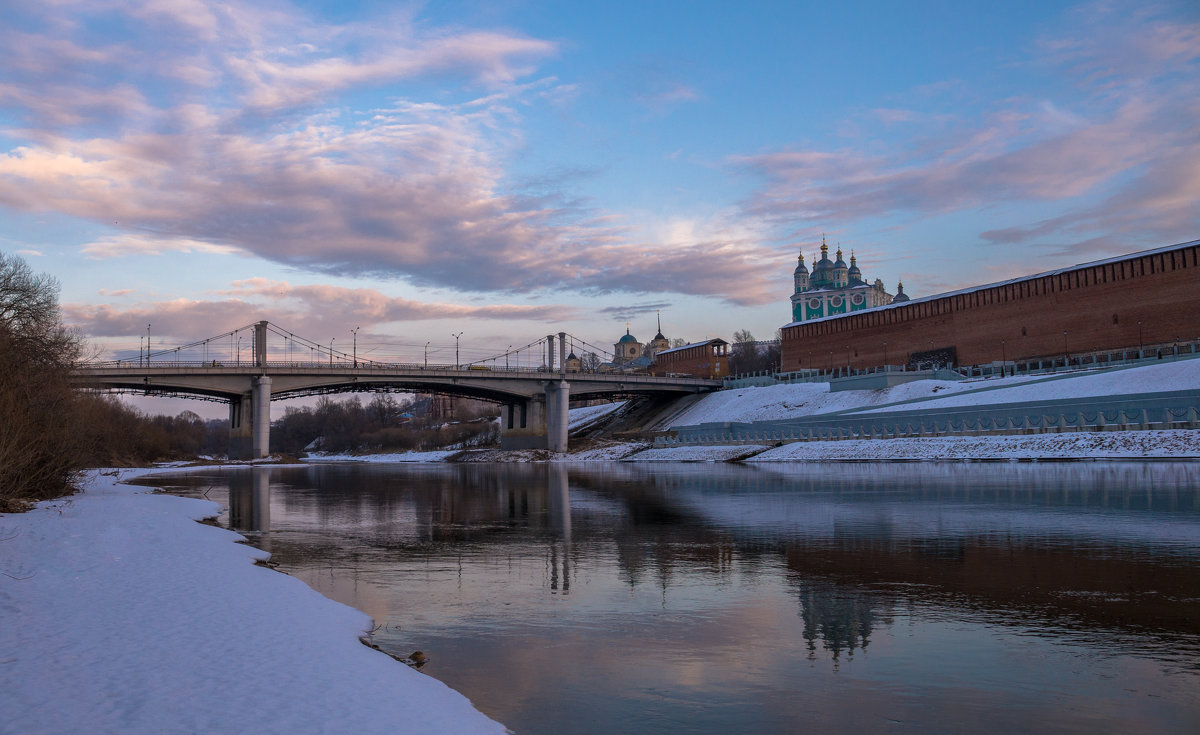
top-left (790, 236), bottom-right (907, 322)
top-left (793, 579), bottom-right (888, 662)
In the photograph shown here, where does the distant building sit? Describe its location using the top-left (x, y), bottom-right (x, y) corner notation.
top-left (790, 237), bottom-right (899, 322)
top-left (650, 338), bottom-right (729, 379)
top-left (606, 313), bottom-right (672, 373)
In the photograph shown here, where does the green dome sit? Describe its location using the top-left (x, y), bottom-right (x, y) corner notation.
top-left (618, 333), bottom-right (639, 343)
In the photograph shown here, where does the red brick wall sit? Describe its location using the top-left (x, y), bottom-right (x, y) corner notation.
top-left (781, 243), bottom-right (1200, 371)
top-left (651, 341), bottom-right (730, 378)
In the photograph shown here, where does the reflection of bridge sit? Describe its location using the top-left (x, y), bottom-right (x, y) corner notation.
top-left (72, 321), bottom-right (720, 457)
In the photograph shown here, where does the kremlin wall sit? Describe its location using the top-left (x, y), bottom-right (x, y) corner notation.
top-left (780, 239), bottom-right (1200, 373)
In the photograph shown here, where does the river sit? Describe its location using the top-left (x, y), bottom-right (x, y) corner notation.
top-left (145, 461), bottom-right (1200, 734)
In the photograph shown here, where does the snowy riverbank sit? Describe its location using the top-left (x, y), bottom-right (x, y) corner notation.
top-left (0, 469), bottom-right (506, 735)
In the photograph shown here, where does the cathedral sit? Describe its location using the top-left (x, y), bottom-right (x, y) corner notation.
top-left (606, 314), bottom-right (671, 371)
top-left (789, 237), bottom-right (908, 322)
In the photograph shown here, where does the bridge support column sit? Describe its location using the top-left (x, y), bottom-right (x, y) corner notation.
top-left (228, 394), bottom-right (253, 460)
top-left (499, 398), bottom-right (548, 450)
top-left (545, 380), bottom-right (570, 453)
top-left (252, 376), bottom-right (272, 458)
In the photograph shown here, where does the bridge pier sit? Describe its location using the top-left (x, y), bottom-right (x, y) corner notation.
top-left (498, 379), bottom-right (570, 452)
top-left (228, 393), bottom-right (253, 460)
top-left (228, 376), bottom-right (273, 460)
top-left (253, 376), bottom-right (272, 458)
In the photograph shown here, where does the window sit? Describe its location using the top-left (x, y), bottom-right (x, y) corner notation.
top-left (1112, 314), bottom-right (1119, 325)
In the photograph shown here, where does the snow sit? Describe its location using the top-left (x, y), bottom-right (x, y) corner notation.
top-left (743, 430), bottom-right (1200, 461)
top-left (310, 449), bottom-right (463, 463)
top-left (658, 357), bottom-right (1200, 426)
top-left (854, 359), bottom-right (1200, 413)
top-left (0, 469), bottom-right (506, 735)
top-left (566, 400), bottom-right (626, 429)
top-left (625, 445), bottom-right (771, 462)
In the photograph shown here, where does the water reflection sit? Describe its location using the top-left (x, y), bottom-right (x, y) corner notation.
top-left (227, 467), bottom-right (271, 532)
top-left (143, 461), bottom-right (1200, 734)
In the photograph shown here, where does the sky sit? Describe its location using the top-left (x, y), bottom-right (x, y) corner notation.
top-left (2, 0), bottom-right (1198, 375)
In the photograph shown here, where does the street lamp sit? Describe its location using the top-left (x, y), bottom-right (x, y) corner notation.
top-left (506, 345), bottom-right (512, 370)
top-left (146, 323), bottom-right (151, 365)
top-left (1001, 339), bottom-right (1007, 377)
top-left (1137, 320), bottom-right (1143, 356)
top-left (351, 327), bottom-right (360, 367)
top-left (452, 331), bottom-right (463, 368)
top-left (1063, 330), bottom-right (1069, 365)
top-left (237, 336), bottom-right (242, 364)
top-left (424, 341), bottom-right (430, 369)
top-left (329, 338), bottom-right (335, 367)
top-left (883, 340), bottom-right (888, 369)
top-left (138, 335), bottom-right (144, 366)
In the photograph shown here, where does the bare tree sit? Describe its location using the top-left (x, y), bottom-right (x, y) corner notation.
top-left (1, 252), bottom-right (87, 505)
top-left (580, 351), bottom-right (602, 372)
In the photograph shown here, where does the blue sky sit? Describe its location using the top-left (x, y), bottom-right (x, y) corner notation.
top-left (2, 0), bottom-right (1197, 372)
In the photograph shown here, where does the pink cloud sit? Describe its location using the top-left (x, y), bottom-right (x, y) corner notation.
top-left (64, 279), bottom-right (577, 341)
top-left (734, 4), bottom-right (1200, 252)
top-left (0, 2), bottom-right (783, 307)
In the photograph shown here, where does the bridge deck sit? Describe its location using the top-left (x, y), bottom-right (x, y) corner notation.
top-left (72, 362), bottom-right (722, 402)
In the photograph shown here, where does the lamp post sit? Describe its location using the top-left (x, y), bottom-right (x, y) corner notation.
top-left (146, 323), bottom-right (151, 365)
top-left (452, 331), bottom-right (463, 368)
top-left (138, 335), bottom-right (143, 366)
top-left (845, 344), bottom-right (851, 373)
top-left (827, 350), bottom-right (833, 374)
top-left (1063, 330), bottom-right (1069, 365)
top-left (1137, 320), bottom-right (1143, 356)
top-left (424, 341), bottom-right (430, 369)
top-left (351, 327), bottom-right (360, 367)
top-left (506, 345), bottom-right (511, 370)
top-left (883, 340), bottom-right (888, 369)
top-left (237, 336), bottom-right (242, 365)
top-left (329, 338), bottom-right (335, 367)
top-left (1001, 339), bottom-right (1006, 377)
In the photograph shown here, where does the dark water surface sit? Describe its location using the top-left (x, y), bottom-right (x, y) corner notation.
top-left (146, 462), bottom-right (1200, 734)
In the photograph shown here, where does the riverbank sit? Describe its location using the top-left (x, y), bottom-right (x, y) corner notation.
top-left (0, 469), bottom-right (506, 735)
top-left (309, 428), bottom-right (1200, 463)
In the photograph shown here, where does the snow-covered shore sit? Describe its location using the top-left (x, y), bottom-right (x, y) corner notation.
top-left (0, 469), bottom-right (506, 735)
top-left (306, 359), bottom-right (1200, 463)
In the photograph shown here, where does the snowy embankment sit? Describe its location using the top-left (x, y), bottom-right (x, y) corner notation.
top-left (0, 470), bottom-right (505, 735)
top-left (661, 358), bottom-right (1199, 427)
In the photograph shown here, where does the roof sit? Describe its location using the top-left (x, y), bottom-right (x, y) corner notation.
top-left (656, 338), bottom-right (729, 357)
top-left (618, 333), bottom-right (638, 343)
top-left (781, 238), bottom-right (1200, 330)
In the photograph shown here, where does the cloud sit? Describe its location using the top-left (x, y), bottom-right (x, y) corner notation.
top-left (0, 2), bottom-right (780, 306)
top-left (63, 279), bottom-right (576, 340)
top-left (597, 302), bottom-right (674, 323)
top-left (734, 2), bottom-right (1200, 254)
top-left (82, 234), bottom-right (243, 258)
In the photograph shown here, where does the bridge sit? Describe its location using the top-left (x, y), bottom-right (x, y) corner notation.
top-left (71, 321), bottom-right (721, 457)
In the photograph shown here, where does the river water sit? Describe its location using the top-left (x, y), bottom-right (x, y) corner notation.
top-left (147, 461), bottom-right (1200, 734)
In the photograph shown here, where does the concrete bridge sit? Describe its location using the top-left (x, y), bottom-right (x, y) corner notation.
top-left (72, 321), bottom-right (720, 458)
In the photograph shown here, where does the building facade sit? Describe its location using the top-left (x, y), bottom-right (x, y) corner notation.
top-left (780, 240), bottom-right (1200, 373)
top-left (790, 238), bottom-right (899, 322)
top-left (650, 339), bottom-right (729, 379)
